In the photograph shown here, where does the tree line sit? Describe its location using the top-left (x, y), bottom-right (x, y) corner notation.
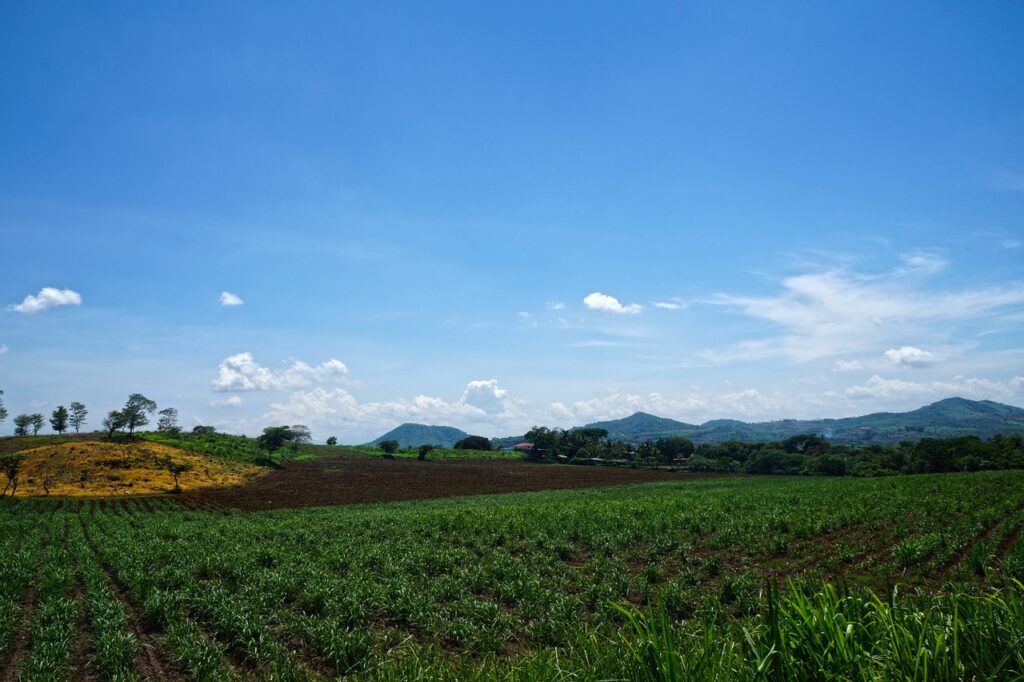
top-left (0, 391), bottom-right (181, 439)
top-left (519, 427), bottom-right (1024, 476)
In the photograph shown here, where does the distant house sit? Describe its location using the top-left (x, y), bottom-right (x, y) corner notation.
top-left (512, 442), bottom-right (534, 451)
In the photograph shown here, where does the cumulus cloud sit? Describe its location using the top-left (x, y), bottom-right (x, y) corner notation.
top-left (209, 396), bottom-right (243, 407)
top-left (9, 287), bottom-right (82, 314)
top-left (212, 352), bottom-right (348, 392)
top-left (583, 292), bottom-right (642, 314)
top-left (884, 346), bottom-right (941, 368)
top-left (460, 379), bottom-right (510, 414)
top-left (705, 257), bottom-right (1024, 363)
top-left (220, 291), bottom-right (244, 306)
top-left (263, 379), bottom-right (522, 437)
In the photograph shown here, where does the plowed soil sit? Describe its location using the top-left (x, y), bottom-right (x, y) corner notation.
top-left (185, 457), bottom-right (718, 510)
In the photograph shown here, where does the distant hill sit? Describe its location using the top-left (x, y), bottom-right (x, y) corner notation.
top-left (583, 398), bottom-right (1024, 445)
top-left (368, 423), bottom-right (470, 449)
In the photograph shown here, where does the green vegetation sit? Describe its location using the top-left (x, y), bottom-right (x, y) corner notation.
top-left (454, 435), bottom-right (492, 451)
top-left (519, 426), bottom-right (1024, 478)
top-left (0, 472), bottom-right (1022, 678)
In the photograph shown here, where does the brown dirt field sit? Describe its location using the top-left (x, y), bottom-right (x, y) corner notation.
top-left (184, 457), bottom-right (723, 511)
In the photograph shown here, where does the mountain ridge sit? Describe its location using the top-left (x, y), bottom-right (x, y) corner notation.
top-left (374, 398), bottom-right (1024, 447)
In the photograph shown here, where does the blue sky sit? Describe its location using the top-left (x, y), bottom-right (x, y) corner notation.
top-left (2, 2), bottom-right (1023, 441)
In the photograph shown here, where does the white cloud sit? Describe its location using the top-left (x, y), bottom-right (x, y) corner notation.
top-left (546, 302), bottom-right (565, 311)
top-left (9, 287), bottom-right (82, 314)
top-left (705, 257), bottom-right (1024, 363)
top-left (209, 396), bottom-right (243, 407)
top-left (897, 252), bottom-right (947, 276)
top-left (884, 346), bottom-right (941, 368)
top-left (0, 344), bottom-right (7, 355)
top-left (263, 379), bottom-right (522, 437)
top-left (844, 374), bottom-right (1024, 401)
top-left (653, 300), bottom-right (686, 310)
top-left (834, 359), bottom-right (864, 372)
top-left (460, 379), bottom-right (510, 414)
top-left (212, 352), bottom-right (348, 392)
top-left (517, 311), bottom-right (532, 321)
top-left (220, 291), bottom-right (244, 306)
top-left (583, 292), bottom-right (642, 314)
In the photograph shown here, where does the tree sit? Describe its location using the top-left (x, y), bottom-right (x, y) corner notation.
top-left (29, 414), bottom-right (44, 436)
top-left (454, 435), bottom-right (491, 451)
top-left (0, 454), bottom-right (25, 496)
top-left (68, 401), bottom-right (88, 433)
top-left (378, 440), bottom-right (399, 457)
top-left (50, 405), bottom-right (69, 434)
top-left (326, 436), bottom-right (338, 446)
top-left (102, 410), bottom-right (128, 438)
top-left (192, 425), bottom-right (217, 435)
top-left (121, 394), bottom-right (157, 437)
top-left (418, 444), bottom-right (436, 461)
top-left (159, 457), bottom-right (193, 493)
top-left (290, 425), bottom-right (312, 443)
top-left (653, 437), bottom-right (695, 464)
top-left (13, 414), bottom-right (32, 436)
top-left (0, 390), bottom-right (7, 425)
top-left (157, 407), bottom-right (180, 434)
top-left (258, 426), bottom-right (298, 454)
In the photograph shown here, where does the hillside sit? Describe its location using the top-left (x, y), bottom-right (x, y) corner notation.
top-left (368, 423), bottom-right (470, 449)
top-left (583, 398), bottom-right (1024, 445)
top-left (2, 440), bottom-right (266, 497)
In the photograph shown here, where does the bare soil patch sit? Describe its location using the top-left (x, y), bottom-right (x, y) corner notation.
top-left (185, 457), bottom-right (720, 511)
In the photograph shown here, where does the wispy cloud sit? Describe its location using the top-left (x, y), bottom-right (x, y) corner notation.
top-left (844, 374), bottom-right (1024, 400)
top-left (583, 292), bottom-right (642, 314)
top-left (993, 170), bottom-right (1024, 192)
top-left (652, 299), bottom-right (686, 310)
top-left (703, 255), bottom-right (1024, 363)
top-left (219, 291), bottom-right (244, 306)
top-left (9, 287), bottom-right (82, 314)
top-left (0, 344), bottom-right (7, 355)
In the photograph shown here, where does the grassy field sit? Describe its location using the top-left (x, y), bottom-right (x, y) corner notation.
top-left (0, 471), bottom-right (1022, 679)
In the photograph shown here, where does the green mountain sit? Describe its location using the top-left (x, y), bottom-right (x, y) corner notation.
top-left (583, 398), bottom-right (1024, 445)
top-left (368, 423), bottom-right (470, 449)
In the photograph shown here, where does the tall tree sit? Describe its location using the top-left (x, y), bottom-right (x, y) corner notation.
top-left (121, 394), bottom-right (157, 437)
top-left (102, 410), bottom-right (127, 438)
top-left (157, 407), bottom-right (180, 434)
top-left (28, 413), bottom-right (44, 436)
top-left (0, 389), bottom-right (7, 425)
top-left (13, 414), bottom-right (31, 436)
top-left (50, 405), bottom-right (69, 434)
top-left (68, 402), bottom-right (88, 433)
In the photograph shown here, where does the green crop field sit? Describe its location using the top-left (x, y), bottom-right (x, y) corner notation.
top-left (1, 471), bottom-right (1023, 680)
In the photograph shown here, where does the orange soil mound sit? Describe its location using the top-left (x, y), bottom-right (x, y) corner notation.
top-left (6, 440), bottom-right (267, 497)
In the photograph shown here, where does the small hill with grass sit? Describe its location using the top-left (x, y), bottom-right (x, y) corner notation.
top-left (5, 440), bottom-right (266, 497)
